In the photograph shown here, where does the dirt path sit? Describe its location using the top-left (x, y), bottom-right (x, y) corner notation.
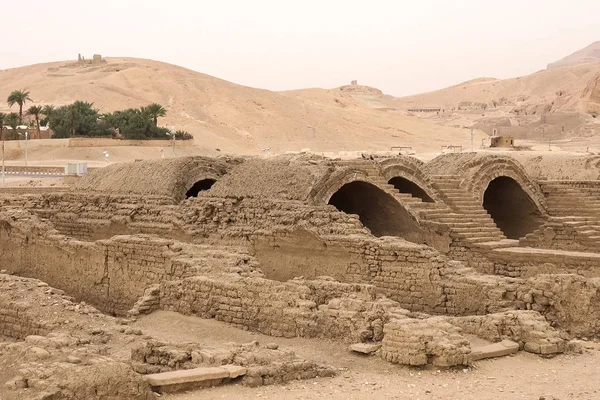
top-left (134, 311), bottom-right (600, 400)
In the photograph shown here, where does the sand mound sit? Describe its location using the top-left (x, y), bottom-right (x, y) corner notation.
top-left (393, 62), bottom-right (600, 113)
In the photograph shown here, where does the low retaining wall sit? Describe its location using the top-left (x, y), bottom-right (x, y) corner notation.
top-left (1, 165), bottom-right (64, 175)
top-left (0, 294), bottom-right (49, 340)
top-left (68, 138), bottom-right (195, 147)
top-left (0, 187), bottom-right (70, 195)
top-left (489, 247), bottom-right (600, 278)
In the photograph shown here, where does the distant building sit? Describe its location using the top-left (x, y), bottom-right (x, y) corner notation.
top-left (2, 125), bottom-right (53, 140)
top-left (490, 136), bottom-right (514, 148)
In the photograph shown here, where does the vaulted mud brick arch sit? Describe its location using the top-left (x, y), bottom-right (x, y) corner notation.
top-left (483, 176), bottom-right (543, 239)
top-left (387, 177), bottom-right (434, 203)
top-left (185, 178), bottom-right (217, 198)
top-left (328, 181), bottom-right (422, 238)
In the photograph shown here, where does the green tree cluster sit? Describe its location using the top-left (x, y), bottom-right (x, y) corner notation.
top-left (48, 102), bottom-right (183, 140)
top-left (4, 90), bottom-right (192, 141)
top-left (103, 106), bottom-right (169, 140)
top-left (49, 101), bottom-right (112, 138)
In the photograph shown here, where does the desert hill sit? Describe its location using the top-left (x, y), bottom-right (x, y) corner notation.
top-left (548, 41), bottom-right (600, 70)
top-left (392, 62), bottom-right (600, 116)
top-left (0, 57), bottom-right (480, 155)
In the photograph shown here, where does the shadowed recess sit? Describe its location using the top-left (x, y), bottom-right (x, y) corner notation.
top-left (328, 181), bottom-right (421, 238)
top-left (388, 177), bottom-right (434, 203)
top-left (185, 179), bottom-right (217, 198)
top-left (483, 176), bottom-right (543, 239)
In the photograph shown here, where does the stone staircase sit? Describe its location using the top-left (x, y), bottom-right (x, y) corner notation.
top-left (539, 182), bottom-right (600, 250)
top-left (336, 163), bottom-right (516, 249)
top-left (426, 175), bottom-right (517, 249)
top-left (543, 182), bottom-right (600, 217)
top-left (519, 216), bottom-right (600, 251)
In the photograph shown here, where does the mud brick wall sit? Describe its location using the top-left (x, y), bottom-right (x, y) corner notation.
top-left (381, 317), bottom-right (471, 367)
top-left (445, 311), bottom-right (565, 354)
top-left (254, 232), bottom-right (524, 317)
top-left (159, 275), bottom-right (408, 342)
top-left (0, 211), bottom-right (200, 315)
top-left (522, 274), bottom-right (600, 337)
top-left (342, 238), bottom-right (447, 312)
top-left (0, 193), bottom-right (365, 244)
top-left (0, 301), bottom-right (48, 340)
top-left (487, 249), bottom-right (600, 278)
top-left (520, 222), bottom-right (598, 252)
top-left (323, 235), bottom-right (522, 316)
top-left (1, 203), bottom-right (524, 321)
top-left (449, 246), bottom-right (496, 273)
top-left (0, 193), bottom-right (183, 242)
top-left (180, 197), bottom-right (367, 239)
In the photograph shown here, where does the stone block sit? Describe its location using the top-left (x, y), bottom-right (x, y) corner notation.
top-left (221, 364), bottom-right (247, 378)
top-left (470, 340), bottom-right (519, 361)
top-left (349, 343), bottom-right (382, 354)
top-left (523, 342), bottom-right (541, 354)
top-left (145, 367), bottom-right (230, 386)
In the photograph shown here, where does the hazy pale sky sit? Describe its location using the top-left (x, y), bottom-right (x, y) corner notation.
top-left (2, 0), bottom-right (599, 96)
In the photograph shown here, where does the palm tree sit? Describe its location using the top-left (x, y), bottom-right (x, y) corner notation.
top-left (142, 103), bottom-right (166, 126)
top-left (5, 112), bottom-right (19, 134)
top-left (41, 104), bottom-right (55, 119)
top-left (0, 113), bottom-right (5, 143)
top-left (7, 90), bottom-right (32, 124)
top-left (26, 105), bottom-right (43, 138)
top-left (0, 113), bottom-right (5, 177)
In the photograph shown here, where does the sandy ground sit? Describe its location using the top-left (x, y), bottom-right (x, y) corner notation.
top-left (0, 176), bottom-right (64, 187)
top-left (133, 311), bottom-right (600, 400)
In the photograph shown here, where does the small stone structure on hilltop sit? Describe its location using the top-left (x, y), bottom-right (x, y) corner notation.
top-left (77, 53), bottom-right (107, 65)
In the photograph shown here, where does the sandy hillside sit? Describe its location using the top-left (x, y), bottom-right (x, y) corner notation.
top-left (0, 57), bottom-right (482, 155)
top-left (548, 41), bottom-right (600, 69)
top-left (392, 62), bottom-right (600, 115)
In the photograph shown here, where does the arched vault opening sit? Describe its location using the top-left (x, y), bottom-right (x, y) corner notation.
top-left (388, 177), bottom-right (434, 203)
top-left (483, 176), bottom-right (543, 239)
top-left (185, 178), bottom-right (216, 198)
top-left (328, 181), bottom-right (421, 238)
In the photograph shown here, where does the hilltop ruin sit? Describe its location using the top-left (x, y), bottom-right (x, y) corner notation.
top-left (76, 53), bottom-right (106, 65)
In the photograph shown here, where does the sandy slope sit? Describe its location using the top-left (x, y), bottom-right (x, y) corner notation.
top-left (392, 62), bottom-right (600, 114)
top-left (0, 58), bottom-right (480, 156)
top-left (548, 41), bottom-right (600, 69)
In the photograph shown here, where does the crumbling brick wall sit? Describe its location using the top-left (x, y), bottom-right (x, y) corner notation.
top-left (0, 297), bottom-right (48, 340)
top-left (381, 317), bottom-right (471, 367)
top-left (486, 248), bottom-right (600, 278)
top-left (522, 274), bottom-right (600, 337)
top-left (0, 210), bottom-right (204, 315)
top-left (445, 311), bottom-right (566, 354)
top-left (159, 275), bottom-right (399, 342)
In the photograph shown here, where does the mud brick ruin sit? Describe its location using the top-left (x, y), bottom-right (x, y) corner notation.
top-left (2, 152), bottom-right (600, 398)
